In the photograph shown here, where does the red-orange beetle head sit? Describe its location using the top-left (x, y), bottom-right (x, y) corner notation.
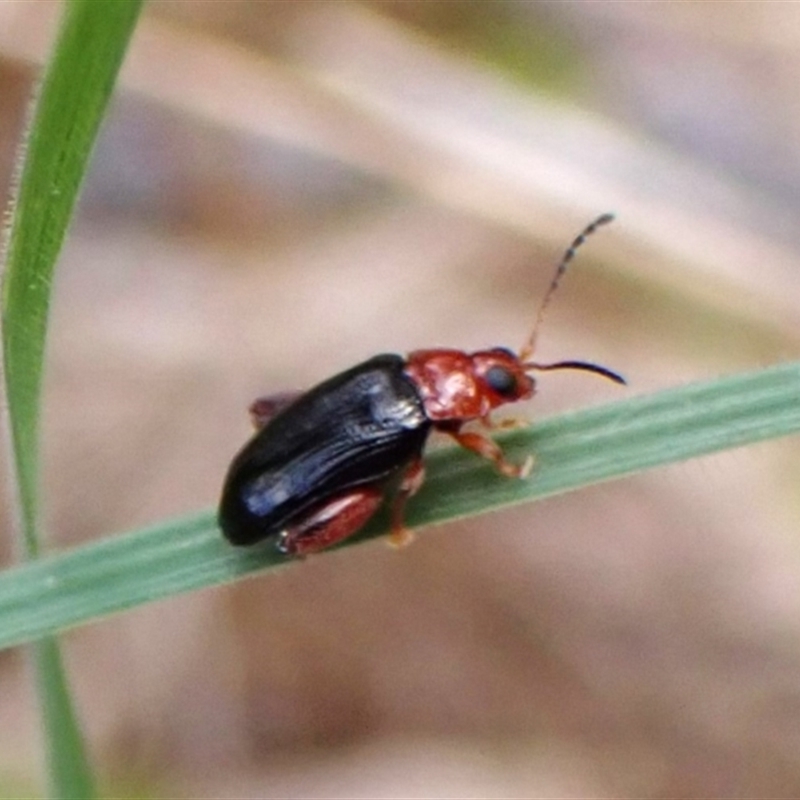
top-left (469, 347), bottom-right (536, 409)
top-left (470, 347), bottom-right (625, 416)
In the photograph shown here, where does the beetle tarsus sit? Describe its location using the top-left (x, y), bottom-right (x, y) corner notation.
top-left (481, 414), bottom-right (529, 431)
top-left (388, 527), bottom-right (416, 548)
top-left (514, 454), bottom-right (535, 479)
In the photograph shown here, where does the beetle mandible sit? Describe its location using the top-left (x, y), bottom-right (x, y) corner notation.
top-left (218, 214), bottom-right (625, 556)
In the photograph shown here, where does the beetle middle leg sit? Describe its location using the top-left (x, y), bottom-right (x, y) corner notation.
top-left (387, 458), bottom-right (425, 549)
top-left (278, 488), bottom-right (384, 557)
top-left (443, 427), bottom-right (534, 479)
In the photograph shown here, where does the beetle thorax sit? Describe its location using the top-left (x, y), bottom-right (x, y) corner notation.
top-left (404, 348), bottom-right (535, 422)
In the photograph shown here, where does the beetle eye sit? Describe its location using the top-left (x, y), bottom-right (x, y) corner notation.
top-left (485, 365), bottom-right (517, 396)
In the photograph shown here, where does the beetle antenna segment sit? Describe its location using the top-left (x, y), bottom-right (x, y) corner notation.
top-left (518, 213), bottom-right (615, 362)
top-left (526, 359), bottom-right (626, 385)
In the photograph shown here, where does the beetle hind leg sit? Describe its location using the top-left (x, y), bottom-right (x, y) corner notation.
top-left (249, 392), bottom-right (302, 429)
top-left (278, 488), bottom-right (383, 557)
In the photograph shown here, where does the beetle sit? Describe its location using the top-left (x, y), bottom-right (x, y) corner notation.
top-left (219, 213), bottom-right (625, 556)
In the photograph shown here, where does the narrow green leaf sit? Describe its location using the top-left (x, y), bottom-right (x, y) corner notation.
top-left (0, 2), bottom-right (144, 798)
top-left (0, 361), bottom-right (796, 652)
top-left (33, 639), bottom-right (96, 799)
top-left (3, 0), bottom-right (144, 557)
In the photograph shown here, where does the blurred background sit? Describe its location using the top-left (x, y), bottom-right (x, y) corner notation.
top-left (1, 2), bottom-right (800, 797)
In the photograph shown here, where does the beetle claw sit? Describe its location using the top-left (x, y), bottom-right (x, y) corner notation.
top-left (518, 454), bottom-right (535, 479)
top-left (388, 527), bottom-right (415, 549)
top-left (497, 454), bottom-right (535, 479)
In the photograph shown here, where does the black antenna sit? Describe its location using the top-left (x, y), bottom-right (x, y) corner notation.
top-left (518, 213), bottom-right (614, 362)
top-left (525, 359), bottom-right (626, 385)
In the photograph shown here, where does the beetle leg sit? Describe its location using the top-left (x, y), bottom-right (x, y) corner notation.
top-left (249, 392), bottom-right (302, 429)
top-left (278, 488), bottom-right (384, 557)
top-left (445, 428), bottom-right (534, 479)
top-left (387, 458), bottom-right (426, 549)
top-left (480, 414), bottom-right (529, 431)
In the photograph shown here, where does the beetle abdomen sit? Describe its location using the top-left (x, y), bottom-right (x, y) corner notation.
top-left (219, 354), bottom-right (431, 546)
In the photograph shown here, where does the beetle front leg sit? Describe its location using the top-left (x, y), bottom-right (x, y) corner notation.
top-left (277, 488), bottom-right (384, 557)
top-left (387, 458), bottom-right (425, 549)
top-left (249, 392), bottom-right (302, 429)
top-left (445, 428), bottom-right (534, 479)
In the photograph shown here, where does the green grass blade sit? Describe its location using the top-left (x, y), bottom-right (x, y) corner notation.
top-left (0, 360), bottom-right (797, 652)
top-left (1, 2), bottom-right (144, 797)
top-left (3, 0), bottom-right (144, 557)
top-left (33, 638), bottom-right (96, 799)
